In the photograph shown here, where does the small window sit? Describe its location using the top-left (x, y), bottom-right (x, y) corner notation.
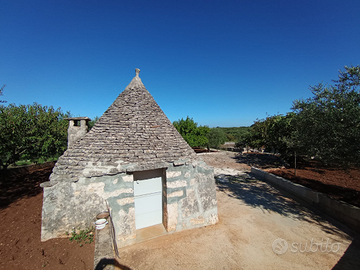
top-left (74, 120), bottom-right (81, 127)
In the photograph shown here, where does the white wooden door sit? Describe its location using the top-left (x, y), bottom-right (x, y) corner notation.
top-left (134, 176), bottom-right (162, 230)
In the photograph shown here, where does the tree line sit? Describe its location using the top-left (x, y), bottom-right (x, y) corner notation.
top-left (0, 86), bottom-right (103, 169)
top-left (172, 117), bottom-right (249, 150)
top-left (239, 65), bottom-right (360, 167)
top-left (174, 65), bottom-right (360, 168)
top-left (1, 65), bottom-right (358, 169)
top-left (0, 103), bottom-right (70, 169)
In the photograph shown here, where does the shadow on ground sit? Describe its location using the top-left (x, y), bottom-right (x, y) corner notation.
top-left (216, 173), bottom-right (360, 270)
top-left (0, 162), bottom-right (54, 209)
top-left (332, 235), bottom-right (360, 269)
top-left (216, 172), bottom-right (352, 237)
top-left (94, 258), bottom-right (133, 270)
top-left (232, 153), bottom-right (286, 169)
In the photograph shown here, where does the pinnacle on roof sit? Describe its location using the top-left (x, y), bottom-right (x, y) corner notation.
top-left (50, 69), bottom-right (197, 182)
top-left (126, 68), bottom-right (144, 89)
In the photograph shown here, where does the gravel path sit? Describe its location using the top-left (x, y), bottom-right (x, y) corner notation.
top-left (115, 151), bottom-right (360, 270)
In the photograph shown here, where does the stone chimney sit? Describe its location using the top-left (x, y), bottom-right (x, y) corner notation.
top-left (66, 117), bottom-right (91, 148)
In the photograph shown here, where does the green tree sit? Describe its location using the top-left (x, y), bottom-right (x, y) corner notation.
top-left (173, 117), bottom-right (209, 148)
top-left (226, 134), bottom-right (236, 141)
top-left (267, 112), bottom-right (301, 169)
top-left (88, 116), bottom-right (99, 130)
top-left (292, 65), bottom-right (360, 166)
top-left (0, 85), bottom-right (6, 103)
top-left (197, 125), bottom-right (211, 147)
top-left (207, 128), bottom-right (227, 149)
top-left (240, 114), bottom-right (297, 155)
top-left (245, 115), bottom-right (281, 150)
top-left (266, 113), bottom-right (297, 153)
top-left (233, 127), bottom-right (250, 140)
top-left (234, 127), bottom-right (251, 150)
top-left (235, 132), bottom-right (250, 151)
top-left (0, 103), bottom-right (69, 169)
top-left (216, 127), bottom-right (250, 142)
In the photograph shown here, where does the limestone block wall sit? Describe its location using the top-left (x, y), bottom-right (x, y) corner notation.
top-left (164, 162), bottom-right (218, 233)
top-left (41, 160), bottom-right (218, 248)
top-left (110, 160), bottom-right (218, 248)
top-left (41, 172), bottom-right (134, 241)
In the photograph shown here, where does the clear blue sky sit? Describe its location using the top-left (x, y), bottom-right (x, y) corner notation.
top-left (1, 0), bottom-right (359, 127)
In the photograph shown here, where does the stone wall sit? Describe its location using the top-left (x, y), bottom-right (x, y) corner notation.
top-left (164, 161), bottom-right (218, 233)
top-left (41, 172), bottom-right (134, 241)
top-left (41, 160), bottom-right (218, 247)
top-left (251, 167), bottom-right (360, 234)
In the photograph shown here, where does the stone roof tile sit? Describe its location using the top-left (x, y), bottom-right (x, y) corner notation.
top-left (50, 69), bottom-right (197, 181)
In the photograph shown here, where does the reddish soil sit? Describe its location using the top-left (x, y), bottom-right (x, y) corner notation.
top-left (268, 161), bottom-right (360, 208)
top-left (1, 155), bottom-right (360, 269)
top-left (0, 163), bottom-right (94, 270)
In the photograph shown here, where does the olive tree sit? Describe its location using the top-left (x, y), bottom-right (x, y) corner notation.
top-left (292, 65), bottom-right (360, 166)
top-left (207, 128), bottom-right (227, 149)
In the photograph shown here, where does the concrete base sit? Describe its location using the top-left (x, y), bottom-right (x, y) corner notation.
top-left (251, 167), bottom-right (360, 233)
top-left (135, 224), bottom-right (167, 243)
top-left (94, 224), bottom-right (114, 270)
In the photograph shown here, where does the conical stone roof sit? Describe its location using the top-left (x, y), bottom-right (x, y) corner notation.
top-left (50, 69), bottom-right (198, 182)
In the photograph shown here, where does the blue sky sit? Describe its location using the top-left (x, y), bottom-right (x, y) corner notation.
top-left (1, 0), bottom-right (359, 127)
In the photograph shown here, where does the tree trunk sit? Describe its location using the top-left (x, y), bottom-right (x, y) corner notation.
top-left (294, 151), bottom-right (297, 176)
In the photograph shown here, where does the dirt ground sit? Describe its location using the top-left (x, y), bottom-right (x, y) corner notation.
top-left (198, 151), bottom-right (286, 171)
top-left (0, 163), bottom-right (95, 270)
top-left (203, 151), bottom-right (360, 208)
top-left (1, 152), bottom-right (360, 269)
top-left (114, 152), bottom-right (360, 269)
top-left (268, 161), bottom-right (360, 208)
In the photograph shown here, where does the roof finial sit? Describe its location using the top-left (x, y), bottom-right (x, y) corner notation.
top-left (135, 68), bottom-right (140, 77)
top-left (125, 68), bottom-right (143, 89)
